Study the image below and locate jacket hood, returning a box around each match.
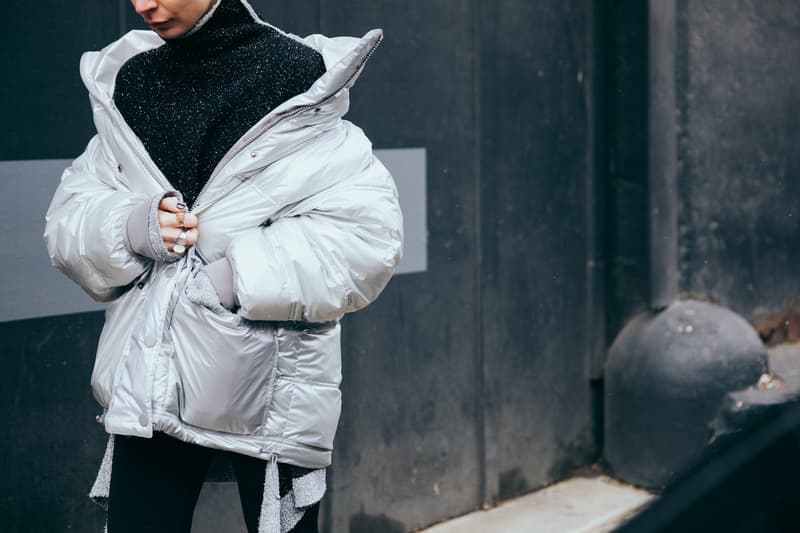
[80,2,382,115]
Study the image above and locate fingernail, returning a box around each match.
[176,202,186,210]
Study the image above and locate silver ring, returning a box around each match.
[173,231,187,255]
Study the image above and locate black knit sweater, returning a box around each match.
[113,0,326,207]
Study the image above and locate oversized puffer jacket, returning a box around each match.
[44,20,402,470]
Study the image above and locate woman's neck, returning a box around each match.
[163,0,262,57]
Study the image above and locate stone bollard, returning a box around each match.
[604,300,766,490]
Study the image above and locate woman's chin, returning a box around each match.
[151,21,187,40]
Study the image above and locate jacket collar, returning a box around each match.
[80,7,382,115]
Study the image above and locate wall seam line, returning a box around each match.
[473,0,487,510]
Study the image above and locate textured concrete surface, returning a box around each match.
[670,0,800,318]
[419,476,653,533]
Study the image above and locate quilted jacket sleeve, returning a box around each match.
[226,154,403,323]
[44,135,150,302]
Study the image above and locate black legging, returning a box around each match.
[107,432,320,533]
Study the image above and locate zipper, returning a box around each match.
[109,101,174,192]
[190,33,384,213]
[135,262,156,290]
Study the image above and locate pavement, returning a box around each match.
[418,476,654,533]
[192,474,654,533]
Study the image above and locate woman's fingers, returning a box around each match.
[156,198,198,253]
[159,196,186,213]
[158,210,198,229]
[162,227,199,245]
[182,212,198,228]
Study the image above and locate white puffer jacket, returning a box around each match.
[44,24,402,470]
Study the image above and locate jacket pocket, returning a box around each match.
[170,293,278,435]
[266,377,341,451]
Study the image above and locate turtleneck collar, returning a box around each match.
[163,0,264,56]
[181,0,224,37]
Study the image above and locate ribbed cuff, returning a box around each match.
[122,199,152,259]
[123,191,183,263]
[204,257,237,311]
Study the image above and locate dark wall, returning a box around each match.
[0,314,107,532]
[0,2,121,160]
[675,0,800,319]
[1,1,600,532]
[604,0,650,338]
[319,1,484,530]
[477,0,598,502]
[606,0,800,328]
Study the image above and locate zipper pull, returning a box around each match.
[136,263,155,289]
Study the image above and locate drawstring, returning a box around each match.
[89,434,115,508]
[257,455,325,532]
[258,455,281,533]
[89,434,115,533]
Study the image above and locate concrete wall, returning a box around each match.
[604,0,651,338]
[606,0,800,329]
[675,0,800,319]
[1,1,600,532]
[476,0,599,502]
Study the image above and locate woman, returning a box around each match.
[44,1,403,531]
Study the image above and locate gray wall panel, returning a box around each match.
[0,159,106,323]
[0,149,426,323]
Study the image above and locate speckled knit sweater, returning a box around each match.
[114,0,325,208]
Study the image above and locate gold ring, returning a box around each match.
[176,212,185,226]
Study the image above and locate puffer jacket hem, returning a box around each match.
[150,409,333,469]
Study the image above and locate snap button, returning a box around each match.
[165,266,176,278]
[138,413,149,427]
[144,334,157,348]
[249,151,257,158]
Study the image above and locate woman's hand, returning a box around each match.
[158,197,199,254]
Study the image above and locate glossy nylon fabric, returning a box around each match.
[44,6,403,469]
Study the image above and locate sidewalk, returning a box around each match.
[419,476,654,533]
